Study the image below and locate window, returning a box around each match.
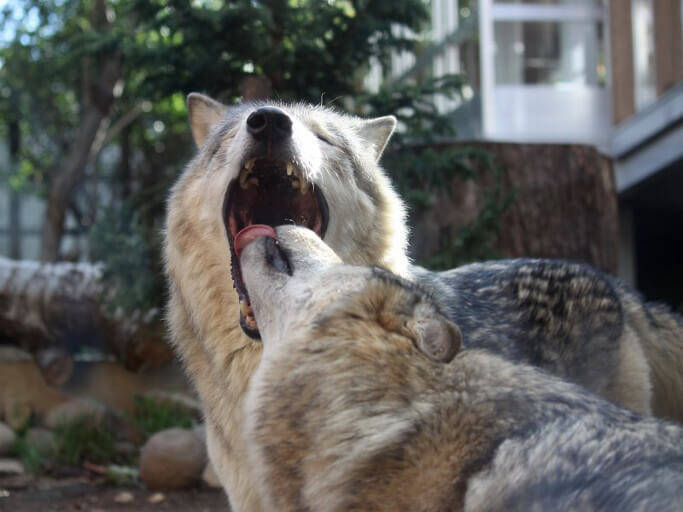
[494,20,605,86]
[479,0,609,144]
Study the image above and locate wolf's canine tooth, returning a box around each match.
[286,162,294,176]
[245,159,255,171]
[240,300,249,316]
[239,167,251,188]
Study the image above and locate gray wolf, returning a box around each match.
[240,225,683,511]
[163,94,683,510]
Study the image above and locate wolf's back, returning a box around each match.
[415,258,683,420]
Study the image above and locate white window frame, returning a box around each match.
[479,0,609,143]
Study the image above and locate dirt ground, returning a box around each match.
[0,476,228,512]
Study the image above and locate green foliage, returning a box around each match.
[105,464,140,486]
[52,417,117,466]
[12,436,47,474]
[89,203,163,314]
[131,395,195,439]
[360,77,514,268]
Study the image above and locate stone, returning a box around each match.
[201,461,222,489]
[114,491,134,504]
[139,428,206,489]
[0,458,25,476]
[148,492,165,503]
[25,428,54,455]
[0,360,67,424]
[0,422,15,456]
[44,398,106,429]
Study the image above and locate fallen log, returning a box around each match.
[0,257,172,375]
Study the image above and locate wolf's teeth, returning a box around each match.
[286,162,294,176]
[240,300,250,316]
[239,169,250,188]
[244,159,255,171]
[300,181,309,194]
[291,179,300,189]
[248,177,259,187]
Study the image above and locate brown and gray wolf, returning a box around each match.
[240,225,683,512]
[164,94,683,510]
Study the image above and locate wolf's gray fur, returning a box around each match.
[240,226,683,511]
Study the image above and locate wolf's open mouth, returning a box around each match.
[223,157,328,339]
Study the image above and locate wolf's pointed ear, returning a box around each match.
[407,315,462,363]
[187,93,227,148]
[358,116,397,161]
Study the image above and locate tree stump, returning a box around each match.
[411,142,618,274]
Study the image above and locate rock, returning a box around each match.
[0,422,16,456]
[114,491,134,504]
[4,401,31,431]
[0,359,67,424]
[25,428,54,455]
[44,398,106,428]
[148,492,165,503]
[139,428,206,489]
[0,458,25,476]
[201,461,222,489]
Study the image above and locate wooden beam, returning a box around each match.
[654,0,683,96]
[609,0,636,123]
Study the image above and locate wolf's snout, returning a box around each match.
[247,106,293,143]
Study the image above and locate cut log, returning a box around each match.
[0,257,171,372]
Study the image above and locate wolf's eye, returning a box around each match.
[316,133,333,146]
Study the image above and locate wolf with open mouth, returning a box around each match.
[164,94,683,511]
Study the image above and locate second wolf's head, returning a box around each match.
[165,95,408,341]
[239,224,461,363]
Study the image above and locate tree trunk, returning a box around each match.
[40,0,122,262]
[411,142,619,274]
[0,257,171,372]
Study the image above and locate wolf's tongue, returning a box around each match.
[234,224,276,258]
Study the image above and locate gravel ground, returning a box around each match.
[0,476,228,512]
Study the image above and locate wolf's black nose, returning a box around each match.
[247,107,292,143]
